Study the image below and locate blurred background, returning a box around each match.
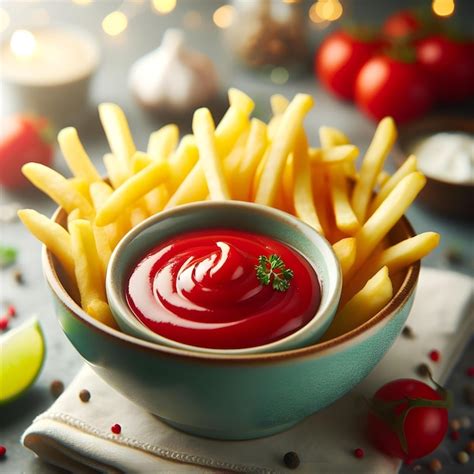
[0,1,473,472]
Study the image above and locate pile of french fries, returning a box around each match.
[18,89,439,340]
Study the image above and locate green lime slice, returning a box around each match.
[0,317,45,404]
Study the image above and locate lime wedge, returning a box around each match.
[0,317,45,404]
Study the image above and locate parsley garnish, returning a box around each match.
[255,254,294,292]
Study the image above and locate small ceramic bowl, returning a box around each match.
[394,116,474,219]
[43,204,419,440]
[106,201,342,355]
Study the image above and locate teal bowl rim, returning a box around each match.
[105,201,342,355]
[42,206,420,365]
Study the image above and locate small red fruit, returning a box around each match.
[0,317,9,331]
[429,350,440,362]
[0,445,6,457]
[111,423,121,434]
[354,448,365,459]
[7,305,16,317]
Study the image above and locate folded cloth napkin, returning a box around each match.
[23,268,474,474]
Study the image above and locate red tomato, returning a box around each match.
[316,30,381,100]
[0,116,53,189]
[416,35,474,103]
[355,55,434,123]
[382,10,422,41]
[368,379,449,462]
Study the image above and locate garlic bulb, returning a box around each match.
[129,29,219,113]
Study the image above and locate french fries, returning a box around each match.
[19,90,436,338]
[351,117,397,222]
[69,219,116,327]
[58,127,101,183]
[323,266,393,340]
[18,209,76,285]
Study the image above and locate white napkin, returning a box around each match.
[22,268,474,474]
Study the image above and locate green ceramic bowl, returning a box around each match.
[43,206,419,440]
[106,202,342,355]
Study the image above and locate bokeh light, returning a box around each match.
[311,0,343,22]
[270,67,289,85]
[183,10,202,29]
[213,5,235,29]
[432,0,455,17]
[152,0,177,15]
[102,11,128,36]
[0,8,10,33]
[10,30,37,59]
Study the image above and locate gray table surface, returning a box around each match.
[0,1,473,473]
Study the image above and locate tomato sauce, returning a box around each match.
[126,229,321,349]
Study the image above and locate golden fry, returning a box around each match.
[58,127,102,183]
[255,94,314,206]
[98,103,136,170]
[69,219,115,327]
[311,165,332,237]
[215,106,249,157]
[309,145,359,165]
[95,158,168,226]
[270,94,289,115]
[293,130,322,232]
[351,172,426,275]
[319,126,350,148]
[351,117,397,222]
[165,163,208,208]
[103,153,130,188]
[147,124,179,160]
[168,135,199,193]
[18,209,76,285]
[22,163,94,218]
[228,88,255,116]
[69,177,92,204]
[332,237,356,278]
[323,266,393,340]
[369,155,417,215]
[377,170,391,187]
[192,108,231,200]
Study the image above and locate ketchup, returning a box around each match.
[126,229,321,349]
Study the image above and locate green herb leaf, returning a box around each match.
[255,254,294,292]
[0,245,17,268]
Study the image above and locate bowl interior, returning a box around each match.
[45,205,419,362]
[106,201,341,354]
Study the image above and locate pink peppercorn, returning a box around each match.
[111,424,121,434]
[7,305,16,317]
[0,445,6,457]
[0,317,9,331]
[354,448,364,459]
[429,350,440,362]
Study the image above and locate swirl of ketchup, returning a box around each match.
[126,229,321,349]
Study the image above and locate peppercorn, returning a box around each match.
[428,458,442,472]
[13,269,24,285]
[6,305,15,317]
[79,389,91,402]
[402,326,415,339]
[50,380,64,398]
[416,363,431,378]
[0,445,6,458]
[429,350,440,362]
[0,317,9,331]
[283,451,300,469]
[456,451,469,464]
[111,424,121,434]
[450,419,461,431]
[353,448,364,459]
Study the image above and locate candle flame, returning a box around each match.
[10,30,37,59]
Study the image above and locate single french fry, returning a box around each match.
[282,154,294,212]
[58,127,102,183]
[351,117,397,222]
[319,126,357,178]
[92,223,112,278]
[69,219,115,327]
[333,237,356,278]
[95,158,169,226]
[323,266,393,340]
[319,126,350,148]
[192,108,231,200]
[103,153,130,189]
[69,177,92,204]
[90,181,123,247]
[311,165,331,237]
[228,88,255,116]
[67,208,82,227]
[342,232,440,305]
[223,131,249,198]
[87,299,116,329]
[350,172,426,276]
[99,103,136,170]
[255,94,314,206]
[293,130,322,232]
[377,170,391,188]
[147,124,179,160]
[168,135,199,193]
[18,209,76,285]
[232,118,267,200]
[309,145,359,165]
[215,106,249,157]
[369,155,418,215]
[270,94,289,115]
[22,163,94,218]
